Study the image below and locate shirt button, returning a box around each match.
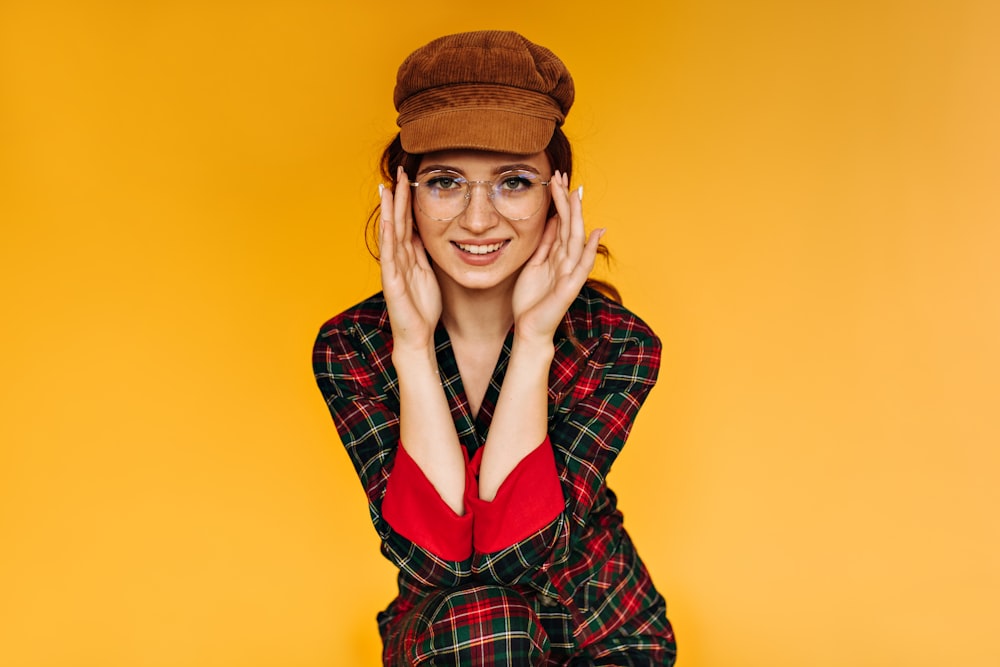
[539,593,560,608]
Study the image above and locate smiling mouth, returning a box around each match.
[453,241,507,255]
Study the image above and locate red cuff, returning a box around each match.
[382,444,473,561]
[466,437,565,554]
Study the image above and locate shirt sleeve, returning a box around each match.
[551,329,661,527]
[465,437,565,554]
[382,443,474,561]
[384,436,562,559]
[313,320,473,586]
[471,320,661,587]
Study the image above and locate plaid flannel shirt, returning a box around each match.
[313,286,674,659]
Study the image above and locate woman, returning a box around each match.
[314,30,676,665]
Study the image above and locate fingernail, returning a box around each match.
[378,183,384,197]
[578,186,584,201]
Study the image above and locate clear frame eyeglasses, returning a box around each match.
[409,170,551,222]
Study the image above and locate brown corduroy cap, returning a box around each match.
[394,31,574,155]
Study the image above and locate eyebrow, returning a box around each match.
[416,163,543,177]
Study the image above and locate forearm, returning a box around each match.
[477,335,555,501]
[394,344,467,515]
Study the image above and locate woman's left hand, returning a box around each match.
[511,170,604,343]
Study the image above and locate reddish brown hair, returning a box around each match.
[365,127,620,302]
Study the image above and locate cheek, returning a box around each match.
[515,220,547,254]
[527,213,550,241]
[411,214,432,242]
[412,219,453,264]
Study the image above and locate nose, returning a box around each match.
[458,182,500,232]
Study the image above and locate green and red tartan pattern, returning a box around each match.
[314,287,676,664]
[382,584,550,666]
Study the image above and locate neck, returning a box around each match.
[437,273,516,342]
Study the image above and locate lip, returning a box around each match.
[450,239,510,266]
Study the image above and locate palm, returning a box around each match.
[382,238,441,343]
[512,173,603,342]
[379,175,441,349]
[512,239,580,338]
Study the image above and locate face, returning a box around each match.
[412,149,552,294]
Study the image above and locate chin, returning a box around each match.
[455,273,511,292]
[439,264,519,293]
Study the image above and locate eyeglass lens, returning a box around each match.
[414,172,546,221]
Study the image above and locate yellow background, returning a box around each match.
[2,1,998,665]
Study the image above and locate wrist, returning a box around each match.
[510,334,555,364]
[392,343,439,377]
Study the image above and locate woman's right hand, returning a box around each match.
[379,166,442,351]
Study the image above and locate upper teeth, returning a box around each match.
[457,242,504,255]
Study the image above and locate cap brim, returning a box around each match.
[399,108,555,155]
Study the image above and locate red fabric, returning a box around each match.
[383,438,565,560]
[382,444,474,561]
[467,437,565,554]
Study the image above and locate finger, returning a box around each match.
[380,180,393,223]
[380,205,397,278]
[411,231,432,271]
[380,180,398,253]
[556,171,572,249]
[549,171,572,251]
[379,183,390,247]
[570,228,604,285]
[529,215,559,266]
[378,184,385,247]
[566,185,586,264]
[402,171,416,245]
[394,165,411,245]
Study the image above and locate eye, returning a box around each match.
[497,173,535,192]
[424,173,464,191]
